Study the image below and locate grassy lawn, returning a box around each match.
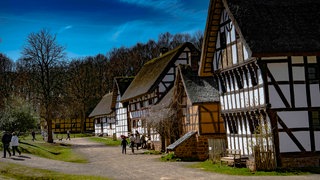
[0,161,109,180]
[189,160,320,176]
[0,134,88,163]
[88,136,121,146]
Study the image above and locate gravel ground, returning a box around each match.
[1,138,319,180]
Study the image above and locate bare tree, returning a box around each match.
[0,54,14,109]
[22,29,65,143]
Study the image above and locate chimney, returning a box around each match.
[160,47,169,56]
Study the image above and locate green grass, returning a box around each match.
[143,150,162,155]
[88,136,121,146]
[189,160,320,176]
[11,134,88,163]
[0,161,109,180]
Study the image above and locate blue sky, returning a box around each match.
[0,0,209,61]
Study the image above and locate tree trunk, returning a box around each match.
[47,118,53,143]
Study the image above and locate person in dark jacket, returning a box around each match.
[2,131,12,158]
[121,137,128,154]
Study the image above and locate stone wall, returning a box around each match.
[281,155,320,168]
[174,134,198,160]
[172,134,226,161]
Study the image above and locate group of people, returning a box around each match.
[1,131,21,158]
[121,131,151,154]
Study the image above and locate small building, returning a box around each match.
[199,0,320,168]
[167,64,226,161]
[121,42,200,150]
[51,118,94,134]
[89,93,116,136]
[111,77,134,138]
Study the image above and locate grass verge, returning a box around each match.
[88,136,121,146]
[189,160,320,176]
[0,161,109,180]
[14,135,88,163]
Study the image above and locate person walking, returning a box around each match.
[1,131,12,158]
[135,134,140,150]
[31,131,36,141]
[129,134,135,154]
[66,130,71,140]
[11,132,21,156]
[121,137,128,154]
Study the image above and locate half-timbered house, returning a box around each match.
[121,42,200,150]
[111,77,134,138]
[199,0,320,168]
[89,93,116,136]
[167,64,225,160]
[51,118,94,134]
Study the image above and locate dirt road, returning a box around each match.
[1,138,319,180]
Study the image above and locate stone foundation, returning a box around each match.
[281,155,320,168]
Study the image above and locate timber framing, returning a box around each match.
[200,0,320,168]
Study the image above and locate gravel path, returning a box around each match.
[1,138,319,180]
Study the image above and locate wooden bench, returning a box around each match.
[220,149,241,167]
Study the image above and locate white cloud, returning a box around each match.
[118,0,206,25]
[58,25,73,33]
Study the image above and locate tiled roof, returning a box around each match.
[121,42,197,102]
[166,131,197,150]
[89,93,113,118]
[178,65,220,104]
[224,0,320,56]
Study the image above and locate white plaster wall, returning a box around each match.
[315,131,320,151]
[268,63,288,81]
[278,111,309,128]
[294,85,308,107]
[236,93,240,109]
[269,85,290,108]
[163,72,174,82]
[279,132,300,152]
[259,87,265,105]
[231,94,236,109]
[220,96,224,110]
[279,131,311,152]
[249,90,254,107]
[310,84,320,106]
[158,82,166,93]
[292,66,305,81]
[240,91,245,108]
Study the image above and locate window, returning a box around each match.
[132,120,137,128]
[130,104,136,111]
[308,65,320,83]
[312,111,320,129]
[148,99,153,105]
[220,31,226,49]
[219,76,227,93]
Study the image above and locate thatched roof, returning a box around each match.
[147,88,174,125]
[223,0,320,56]
[89,93,113,118]
[111,77,134,109]
[178,65,219,104]
[121,42,197,102]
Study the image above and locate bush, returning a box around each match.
[161,152,181,162]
